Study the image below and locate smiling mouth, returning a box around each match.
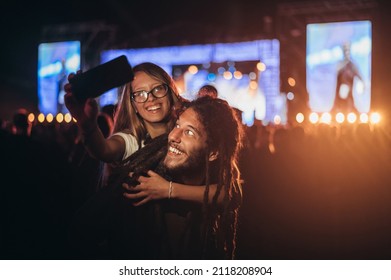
[168,145,184,155]
[146,104,161,111]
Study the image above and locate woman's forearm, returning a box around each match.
[170,182,223,205]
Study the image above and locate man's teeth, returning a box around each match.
[169,146,183,155]
[147,105,161,111]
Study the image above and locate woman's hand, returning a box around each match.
[123,170,170,206]
[64,72,99,131]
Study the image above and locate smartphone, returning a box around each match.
[70,55,134,101]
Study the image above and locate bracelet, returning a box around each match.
[168,181,173,199]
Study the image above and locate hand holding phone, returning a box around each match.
[69,55,134,101]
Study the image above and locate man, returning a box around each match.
[11,108,31,136]
[197,84,218,98]
[68,96,243,260]
[123,96,244,259]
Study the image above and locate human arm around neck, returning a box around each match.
[123,170,224,206]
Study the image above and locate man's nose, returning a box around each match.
[168,127,182,143]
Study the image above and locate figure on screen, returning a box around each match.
[333,42,365,113]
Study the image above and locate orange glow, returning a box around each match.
[233,71,243,79]
[46,113,54,123]
[268,142,276,154]
[188,65,198,74]
[27,113,35,123]
[249,81,258,90]
[288,77,296,87]
[56,113,64,123]
[38,113,45,123]
[223,71,233,80]
[64,113,72,123]
[257,62,266,72]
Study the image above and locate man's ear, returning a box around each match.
[208,151,219,162]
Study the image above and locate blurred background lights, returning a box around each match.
[347,112,357,123]
[288,77,296,87]
[233,71,243,79]
[257,62,266,72]
[64,113,72,123]
[46,113,54,123]
[249,72,257,80]
[207,72,216,81]
[359,113,369,123]
[223,71,233,80]
[309,112,319,124]
[28,113,35,123]
[296,112,304,123]
[286,92,294,101]
[38,113,45,123]
[336,112,345,123]
[249,81,258,90]
[188,65,198,74]
[274,115,282,125]
[56,113,64,123]
[320,112,332,124]
[370,112,381,124]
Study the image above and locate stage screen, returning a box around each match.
[38,41,81,114]
[101,39,281,126]
[306,20,371,114]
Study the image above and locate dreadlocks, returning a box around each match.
[184,96,244,259]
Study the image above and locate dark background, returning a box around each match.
[1,0,391,260]
[1,0,390,121]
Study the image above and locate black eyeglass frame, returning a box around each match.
[131,84,169,103]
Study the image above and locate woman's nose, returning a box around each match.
[146,91,156,102]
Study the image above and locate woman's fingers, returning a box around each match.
[132,197,150,207]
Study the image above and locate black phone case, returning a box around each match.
[70,55,134,101]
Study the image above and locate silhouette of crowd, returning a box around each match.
[1,107,391,260]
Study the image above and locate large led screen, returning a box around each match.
[38,41,81,114]
[306,20,371,114]
[101,39,281,125]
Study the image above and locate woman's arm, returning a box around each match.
[64,78,125,162]
[122,170,224,206]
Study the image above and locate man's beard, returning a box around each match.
[163,148,208,181]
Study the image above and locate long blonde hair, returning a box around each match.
[113,62,182,146]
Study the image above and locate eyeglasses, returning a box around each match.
[131,84,169,103]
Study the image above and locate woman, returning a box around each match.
[65,62,224,203]
[65,62,181,178]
